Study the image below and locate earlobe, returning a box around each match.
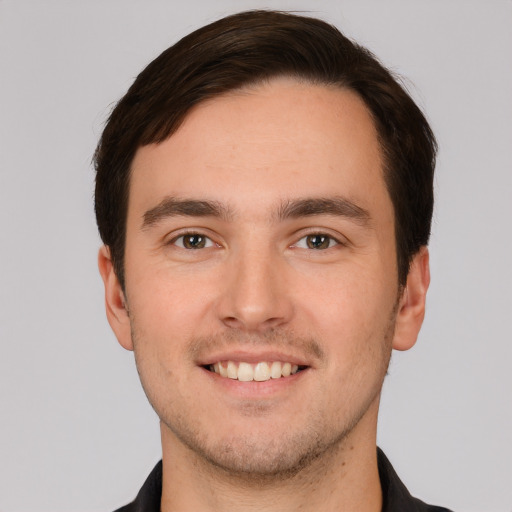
[392,247,430,351]
[98,246,134,351]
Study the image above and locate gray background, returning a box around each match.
[1,1,511,511]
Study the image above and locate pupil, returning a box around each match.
[307,235,329,249]
[184,235,205,249]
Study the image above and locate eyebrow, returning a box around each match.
[141,195,371,230]
[142,197,233,229]
[277,197,371,226]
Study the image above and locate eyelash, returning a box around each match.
[168,231,342,251]
[293,233,341,250]
[169,232,217,249]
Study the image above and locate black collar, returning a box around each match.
[113,448,452,512]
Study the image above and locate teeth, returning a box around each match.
[210,360,302,382]
[281,362,291,377]
[254,362,270,381]
[218,362,228,378]
[227,361,238,379]
[270,361,282,379]
[237,362,254,382]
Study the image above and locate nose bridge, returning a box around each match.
[218,237,292,331]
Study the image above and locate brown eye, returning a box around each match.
[306,234,331,249]
[175,234,212,249]
[294,233,339,250]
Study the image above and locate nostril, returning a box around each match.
[222,316,240,329]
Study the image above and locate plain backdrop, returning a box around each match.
[1,1,511,511]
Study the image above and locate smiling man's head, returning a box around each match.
[95,10,437,508]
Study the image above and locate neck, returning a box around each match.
[160,402,382,512]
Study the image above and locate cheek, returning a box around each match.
[296,260,397,364]
[300,259,394,320]
[126,273,202,401]
[125,266,225,408]
[125,256,217,337]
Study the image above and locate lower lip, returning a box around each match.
[199,366,309,398]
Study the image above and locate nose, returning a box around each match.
[216,245,294,333]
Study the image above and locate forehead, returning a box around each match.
[129,78,388,218]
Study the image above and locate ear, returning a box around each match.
[392,246,430,351]
[98,245,133,351]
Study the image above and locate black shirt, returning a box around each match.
[113,449,452,512]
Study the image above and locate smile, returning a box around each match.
[207,361,305,382]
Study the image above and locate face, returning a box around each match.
[100,78,429,478]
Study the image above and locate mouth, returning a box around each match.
[204,360,308,382]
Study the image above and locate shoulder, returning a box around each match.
[112,461,162,512]
[378,448,453,512]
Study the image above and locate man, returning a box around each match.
[95,10,450,512]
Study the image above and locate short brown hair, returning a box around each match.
[94,10,437,289]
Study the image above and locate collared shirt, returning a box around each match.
[113,449,453,512]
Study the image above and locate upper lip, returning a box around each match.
[196,350,312,368]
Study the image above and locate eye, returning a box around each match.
[173,233,214,249]
[295,234,339,250]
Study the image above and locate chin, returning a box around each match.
[165,414,350,482]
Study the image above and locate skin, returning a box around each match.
[99,78,430,512]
